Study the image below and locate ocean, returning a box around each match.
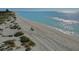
[16,11,79,36]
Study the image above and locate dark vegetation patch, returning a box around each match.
[3,40,16,47]
[10,24,21,30]
[28,41,35,47]
[10,24,19,29]
[0,9,36,51]
[0,18,6,24]
[30,27,34,31]
[8,35,13,37]
[14,31,24,37]
[25,47,31,51]
[0,28,3,31]
[20,36,36,47]
[0,39,16,51]
[7,19,10,22]
[2,35,13,37]
[20,36,30,43]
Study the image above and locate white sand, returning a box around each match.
[0,15,79,51]
[16,16,79,51]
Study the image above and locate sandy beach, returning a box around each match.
[16,16,79,51]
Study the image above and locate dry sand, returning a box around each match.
[16,16,79,51]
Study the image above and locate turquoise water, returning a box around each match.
[16,11,79,35]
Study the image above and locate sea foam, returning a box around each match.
[51,17,79,24]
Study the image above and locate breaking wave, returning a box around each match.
[51,17,79,24]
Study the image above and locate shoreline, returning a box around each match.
[0,11,79,51]
[16,16,79,51]
[17,15,79,38]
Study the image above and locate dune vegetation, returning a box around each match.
[0,9,36,51]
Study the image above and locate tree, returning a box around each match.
[6,9,9,12]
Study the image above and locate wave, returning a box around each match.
[51,17,79,24]
[48,26,79,38]
[55,27,79,38]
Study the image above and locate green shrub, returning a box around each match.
[3,40,14,44]
[7,19,10,21]
[25,47,31,51]
[17,27,21,30]
[8,35,13,37]
[20,36,30,43]
[29,41,35,47]
[14,31,24,37]
[30,27,34,31]
[3,40,15,47]
[10,25,18,29]
[0,19,6,24]
[10,24,21,30]
[14,17,16,20]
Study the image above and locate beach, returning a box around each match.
[16,16,79,51]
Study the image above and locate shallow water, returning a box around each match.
[16,11,79,35]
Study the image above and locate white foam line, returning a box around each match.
[51,17,79,24]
